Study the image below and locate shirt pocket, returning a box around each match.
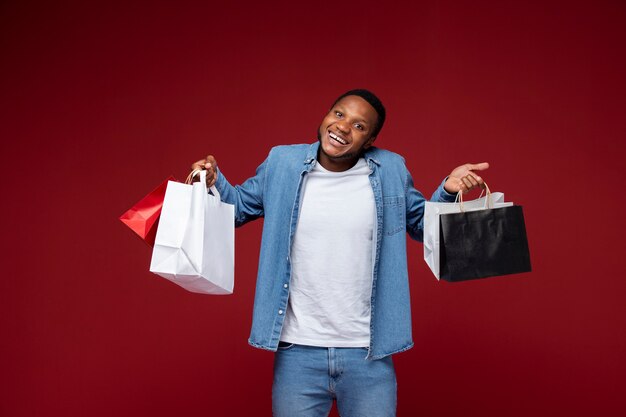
[383,195,405,236]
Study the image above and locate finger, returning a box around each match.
[456,180,467,194]
[462,177,473,190]
[206,161,216,175]
[190,157,212,183]
[206,168,217,187]
[205,155,217,168]
[466,162,489,172]
[465,175,479,188]
[465,171,487,189]
[207,172,216,187]
[205,155,218,186]
[476,175,486,189]
[191,158,207,171]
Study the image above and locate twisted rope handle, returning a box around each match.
[185,169,203,185]
[455,182,492,212]
[184,168,221,199]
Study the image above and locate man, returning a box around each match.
[191,89,488,416]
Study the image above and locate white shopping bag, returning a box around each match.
[424,191,512,280]
[150,170,235,294]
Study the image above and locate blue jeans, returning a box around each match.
[272,344,397,416]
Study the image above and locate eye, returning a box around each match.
[354,123,364,131]
[335,111,343,118]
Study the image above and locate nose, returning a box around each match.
[336,120,350,133]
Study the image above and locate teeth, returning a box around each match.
[329,132,347,144]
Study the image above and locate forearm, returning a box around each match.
[214,161,267,227]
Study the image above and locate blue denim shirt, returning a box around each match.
[215,142,456,359]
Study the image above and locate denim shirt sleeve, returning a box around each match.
[431,176,458,203]
[405,172,458,242]
[214,155,269,227]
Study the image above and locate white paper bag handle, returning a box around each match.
[455,182,493,212]
[185,169,203,184]
[186,169,221,199]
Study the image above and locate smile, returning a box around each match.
[329,131,348,145]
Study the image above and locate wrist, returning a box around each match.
[443,178,458,195]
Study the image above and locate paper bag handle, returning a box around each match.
[185,169,203,185]
[455,182,492,212]
[186,169,221,199]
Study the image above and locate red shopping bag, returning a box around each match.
[120,176,175,246]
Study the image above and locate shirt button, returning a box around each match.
[278,310,284,315]
[283,284,288,288]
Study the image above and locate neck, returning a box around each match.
[317,151,362,172]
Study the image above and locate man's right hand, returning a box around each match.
[190,155,218,188]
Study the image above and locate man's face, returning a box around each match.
[317,95,378,172]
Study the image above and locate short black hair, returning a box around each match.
[331,89,386,138]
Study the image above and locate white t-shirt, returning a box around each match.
[280,158,375,347]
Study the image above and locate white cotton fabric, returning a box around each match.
[280,158,375,347]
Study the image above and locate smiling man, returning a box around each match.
[191,89,488,416]
[317,90,382,172]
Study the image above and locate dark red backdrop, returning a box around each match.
[2,1,625,416]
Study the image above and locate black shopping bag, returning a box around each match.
[439,205,531,282]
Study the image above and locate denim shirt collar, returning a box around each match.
[304,142,382,171]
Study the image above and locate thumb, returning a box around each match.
[468,162,489,171]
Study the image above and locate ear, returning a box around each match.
[364,136,376,149]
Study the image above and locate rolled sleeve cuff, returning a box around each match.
[438,177,458,202]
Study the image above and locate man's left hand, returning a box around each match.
[444,162,490,194]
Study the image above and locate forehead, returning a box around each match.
[333,95,378,123]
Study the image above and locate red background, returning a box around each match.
[1,1,625,416]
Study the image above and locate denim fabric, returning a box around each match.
[215,142,456,359]
[272,344,396,417]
